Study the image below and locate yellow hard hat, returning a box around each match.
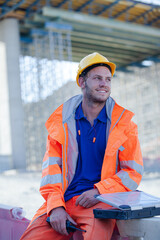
[76,52,116,86]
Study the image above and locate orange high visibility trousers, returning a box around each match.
[20,196,116,240]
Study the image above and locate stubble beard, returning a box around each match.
[84,82,110,105]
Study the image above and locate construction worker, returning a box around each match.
[20,52,143,240]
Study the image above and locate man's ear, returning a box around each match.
[78,77,85,89]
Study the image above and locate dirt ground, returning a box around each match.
[0,170,160,220]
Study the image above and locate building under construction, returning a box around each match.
[0,0,160,172]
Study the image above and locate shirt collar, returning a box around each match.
[75,103,85,120]
[75,102,107,123]
[97,105,107,123]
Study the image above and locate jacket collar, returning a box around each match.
[62,95,116,123]
[45,94,134,143]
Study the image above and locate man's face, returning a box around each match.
[80,66,112,104]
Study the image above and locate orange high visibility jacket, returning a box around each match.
[32,95,143,223]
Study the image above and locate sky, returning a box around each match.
[135,0,160,4]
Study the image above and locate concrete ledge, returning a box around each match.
[117,217,160,240]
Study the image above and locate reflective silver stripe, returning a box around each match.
[105,97,115,122]
[117,170,138,190]
[120,160,143,175]
[67,117,78,185]
[119,145,125,151]
[40,174,61,187]
[62,95,82,188]
[62,123,67,191]
[42,157,62,170]
[116,150,119,173]
[106,116,111,148]
[110,109,125,133]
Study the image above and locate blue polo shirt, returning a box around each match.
[64,103,109,202]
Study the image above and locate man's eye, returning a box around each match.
[95,76,101,80]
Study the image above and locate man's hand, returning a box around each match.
[76,188,99,208]
[50,207,77,235]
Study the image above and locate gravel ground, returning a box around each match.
[0,170,160,220]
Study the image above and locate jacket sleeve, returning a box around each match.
[39,135,65,215]
[95,121,144,194]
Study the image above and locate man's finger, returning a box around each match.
[52,221,68,236]
[76,195,83,206]
[67,214,77,225]
[50,218,68,235]
[51,222,58,232]
[78,198,89,207]
[60,221,68,235]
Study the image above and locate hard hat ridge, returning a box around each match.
[80,63,112,78]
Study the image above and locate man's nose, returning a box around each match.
[99,79,108,87]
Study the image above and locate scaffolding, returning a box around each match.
[20,24,81,170]
[112,63,160,171]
